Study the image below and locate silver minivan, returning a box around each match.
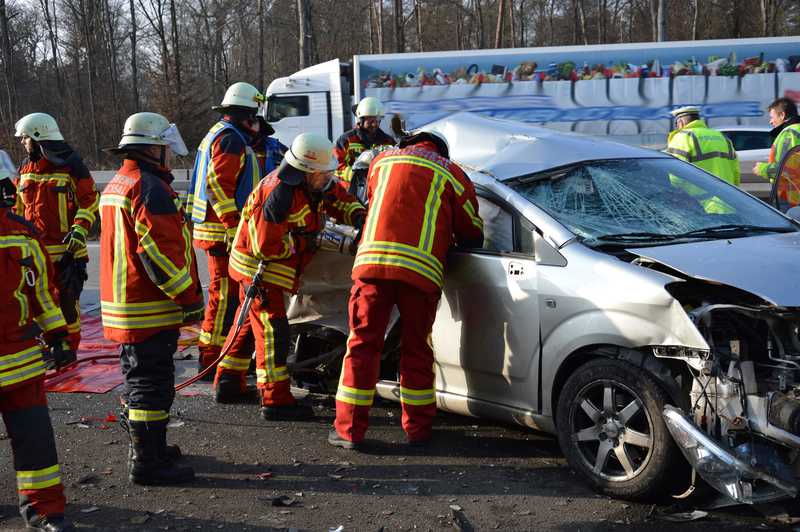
[287,113,800,504]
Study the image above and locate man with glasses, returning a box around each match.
[333,97,394,187]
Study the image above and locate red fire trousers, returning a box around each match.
[334,279,440,443]
[198,249,239,369]
[1,378,66,523]
[215,286,296,406]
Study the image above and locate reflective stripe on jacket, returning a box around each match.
[333,127,394,184]
[756,122,800,181]
[15,155,99,262]
[0,208,67,390]
[229,171,365,293]
[100,159,203,343]
[666,120,740,186]
[353,145,484,293]
[187,120,260,245]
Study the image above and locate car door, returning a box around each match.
[432,189,541,412]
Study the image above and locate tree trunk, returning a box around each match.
[494,0,504,48]
[692,0,699,39]
[475,0,485,49]
[129,0,139,110]
[368,0,375,54]
[508,0,516,47]
[78,0,100,163]
[40,0,64,95]
[258,0,265,88]
[519,0,526,46]
[0,0,16,124]
[169,0,181,119]
[393,0,404,53]
[377,0,384,53]
[102,0,122,133]
[414,0,422,52]
[297,0,311,68]
[656,0,666,41]
[577,0,588,44]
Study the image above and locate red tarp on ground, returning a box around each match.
[45,313,200,394]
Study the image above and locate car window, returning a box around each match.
[724,131,772,151]
[477,196,514,252]
[508,158,796,245]
[266,95,310,122]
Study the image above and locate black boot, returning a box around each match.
[260,402,314,421]
[215,373,258,404]
[128,420,194,485]
[120,410,181,462]
[26,515,75,531]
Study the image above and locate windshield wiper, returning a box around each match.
[589,231,679,242]
[674,224,794,238]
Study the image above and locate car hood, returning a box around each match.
[628,231,800,307]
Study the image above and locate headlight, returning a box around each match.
[663,405,797,504]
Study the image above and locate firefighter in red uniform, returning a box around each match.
[215,133,366,420]
[101,113,204,485]
[0,153,75,531]
[187,82,262,380]
[330,130,484,450]
[14,113,99,355]
[333,96,394,187]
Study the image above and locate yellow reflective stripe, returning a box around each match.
[231,248,260,269]
[27,239,62,324]
[135,221,180,277]
[100,194,132,211]
[418,169,447,252]
[57,188,68,232]
[0,359,46,388]
[101,311,183,329]
[35,308,67,333]
[399,386,436,406]
[113,208,127,303]
[17,465,61,490]
[215,198,237,215]
[261,312,276,381]
[19,173,69,184]
[461,198,484,230]
[363,164,391,241]
[200,276,230,347]
[335,383,375,406]
[255,367,290,383]
[128,409,169,422]
[219,354,250,372]
[0,346,41,371]
[354,251,442,287]
[13,266,28,326]
[101,299,181,313]
[287,205,311,225]
[357,241,442,276]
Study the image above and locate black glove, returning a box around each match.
[48,338,76,370]
[181,302,205,324]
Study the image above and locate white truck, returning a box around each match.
[264,36,800,194]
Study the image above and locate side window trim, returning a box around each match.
[473,186,535,258]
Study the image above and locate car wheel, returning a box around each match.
[555,358,682,500]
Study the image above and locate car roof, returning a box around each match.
[423,112,671,182]
[717,125,771,132]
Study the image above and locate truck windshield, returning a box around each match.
[509,158,796,246]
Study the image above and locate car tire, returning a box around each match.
[555,358,683,501]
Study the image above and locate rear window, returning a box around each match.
[723,130,772,151]
[266,95,310,122]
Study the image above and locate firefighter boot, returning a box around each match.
[119,410,182,462]
[26,515,75,532]
[128,421,194,485]
[197,346,219,382]
[214,371,258,404]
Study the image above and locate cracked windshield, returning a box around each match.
[511,158,797,245]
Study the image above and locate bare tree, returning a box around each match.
[393,0,405,52]
[297,0,311,68]
[495,0,505,47]
[129,0,139,110]
[0,0,16,125]
[414,0,423,51]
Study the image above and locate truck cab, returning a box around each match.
[264,59,352,147]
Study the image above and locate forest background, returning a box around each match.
[0,0,798,168]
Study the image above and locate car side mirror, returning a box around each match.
[785,206,800,222]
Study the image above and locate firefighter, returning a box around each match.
[666,106,740,186]
[14,113,100,355]
[215,133,365,420]
[252,116,288,177]
[187,82,263,380]
[333,96,394,187]
[330,129,484,450]
[754,97,800,182]
[100,112,204,485]
[0,152,74,531]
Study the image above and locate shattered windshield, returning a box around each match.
[509,158,796,246]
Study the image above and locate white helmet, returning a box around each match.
[213,82,264,112]
[115,112,188,156]
[670,106,701,119]
[285,133,337,173]
[398,129,450,159]
[15,113,64,141]
[355,96,384,119]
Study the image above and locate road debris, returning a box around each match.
[130,513,150,525]
[450,505,473,531]
[81,506,100,514]
[256,472,273,480]
[657,510,708,522]
[265,495,300,507]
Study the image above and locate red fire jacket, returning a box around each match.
[229,171,365,293]
[333,127,394,184]
[0,206,67,391]
[353,144,484,293]
[16,150,99,262]
[99,159,203,343]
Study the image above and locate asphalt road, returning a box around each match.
[0,245,791,531]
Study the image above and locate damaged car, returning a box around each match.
[286,112,800,503]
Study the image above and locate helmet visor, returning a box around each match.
[161,123,189,156]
